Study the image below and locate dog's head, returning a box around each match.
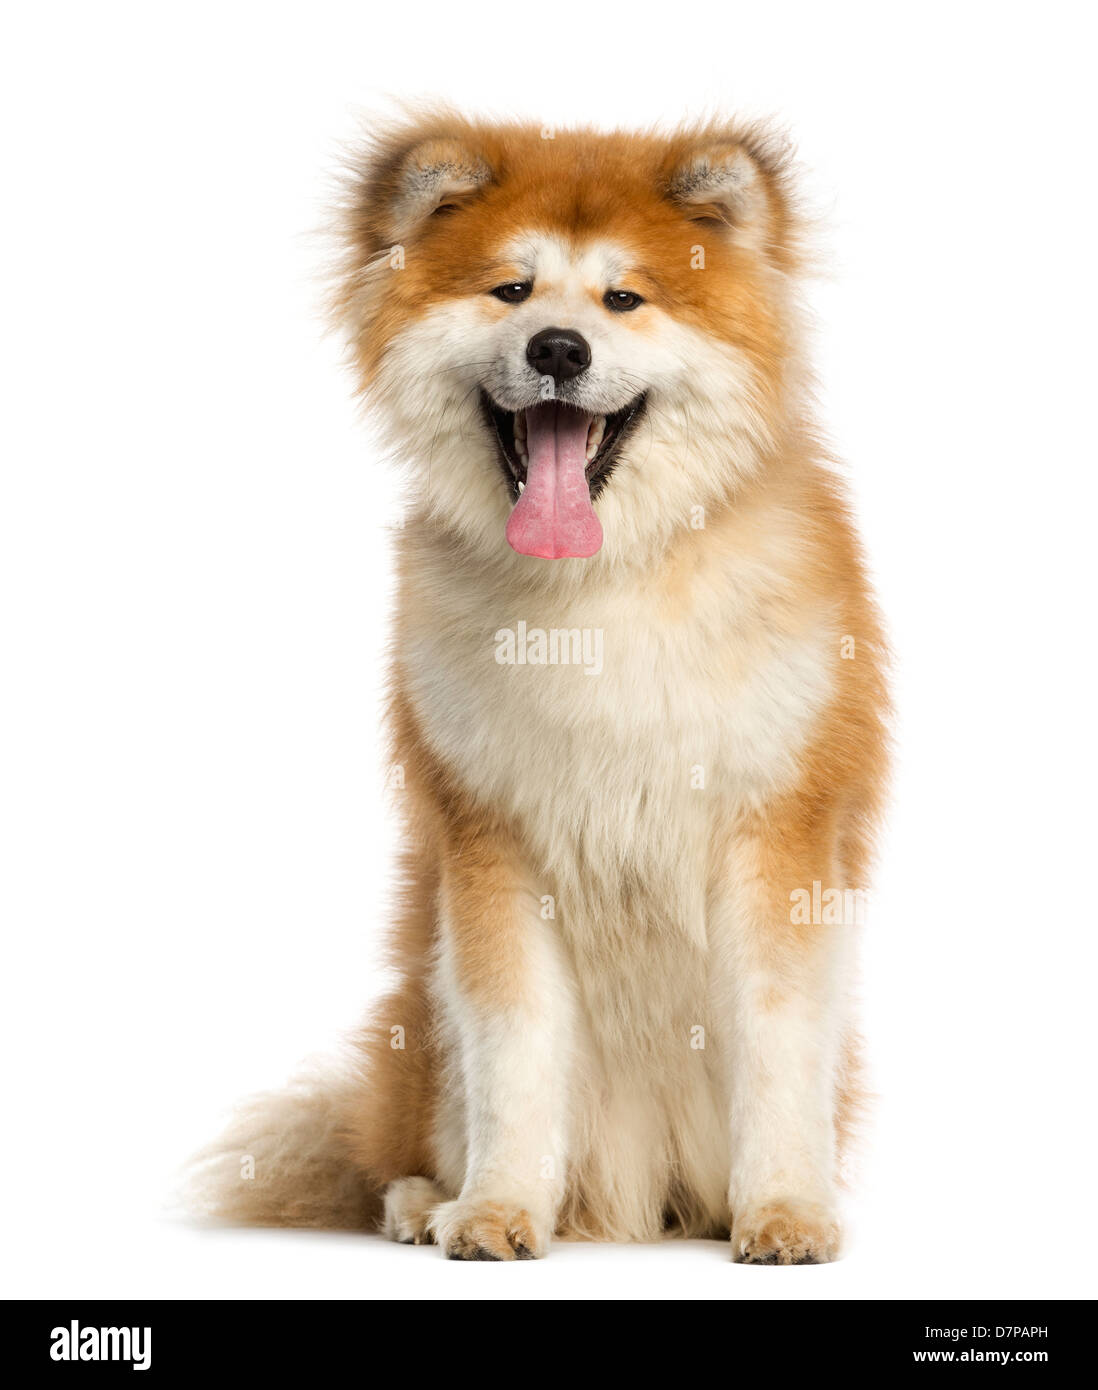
[336,112,806,568]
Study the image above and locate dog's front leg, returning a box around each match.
[428,822,574,1260]
[712,813,855,1264]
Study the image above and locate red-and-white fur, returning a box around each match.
[191,111,889,1264]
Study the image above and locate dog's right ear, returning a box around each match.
[355,133,493,246]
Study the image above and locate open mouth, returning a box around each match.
[479,390,647,504]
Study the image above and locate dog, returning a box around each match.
[191,111,890,1264]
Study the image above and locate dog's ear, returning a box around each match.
[668,145,768,233]
[666,132,795,262]
[374,136,492,242]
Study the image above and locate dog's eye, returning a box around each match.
[604,290,643,312]
[491,282,533,304]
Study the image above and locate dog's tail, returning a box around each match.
[181,1061,380,1231]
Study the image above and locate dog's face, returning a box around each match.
[338,118,802,568]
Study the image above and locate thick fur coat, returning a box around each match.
[191,112,890,1264]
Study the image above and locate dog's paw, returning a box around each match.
[382,1176,445,1245]
[731,1199,840,1265]
[428,1197,547,1261]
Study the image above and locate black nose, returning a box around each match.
[526,327,591,385]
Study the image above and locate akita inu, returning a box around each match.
[192,111,890,1264]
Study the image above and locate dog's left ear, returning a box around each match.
[666,136,794,260]
[668,145,767,232]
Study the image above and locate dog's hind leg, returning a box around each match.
[382,1176,447,1244]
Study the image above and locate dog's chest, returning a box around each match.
[401,557,834,896]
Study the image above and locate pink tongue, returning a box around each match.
[506,402,603,559]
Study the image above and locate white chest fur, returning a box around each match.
[401,532,839,1236]
[399,534,836,914]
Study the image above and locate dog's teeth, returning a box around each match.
[517,480,525,493]
[515,437,528,461]
[586,415,606,462]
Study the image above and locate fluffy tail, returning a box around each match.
[182,1062,381,1231]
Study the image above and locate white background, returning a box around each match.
[3,1,1096,1302]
